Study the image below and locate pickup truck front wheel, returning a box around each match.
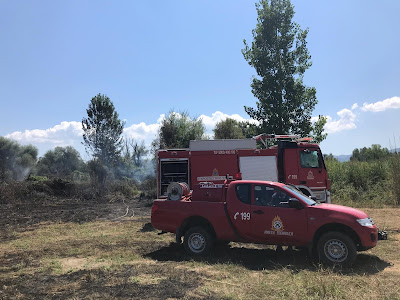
[317,232,357,266]
[183,226,214,256]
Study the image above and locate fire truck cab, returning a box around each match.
[158,134,330,203]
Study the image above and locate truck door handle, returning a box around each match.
[253,210,264,214]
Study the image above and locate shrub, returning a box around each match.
[326,158,396,207]
[389,154,400,205]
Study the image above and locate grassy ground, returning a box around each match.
[0,203,399,299]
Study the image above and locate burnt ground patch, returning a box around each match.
[0,195,152,235]
[140,222,156,233]
[0,264,212,300]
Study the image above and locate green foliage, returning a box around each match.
[326,158,397,207]
[242,0,319,137]
[35,146,84,178]
[350,144,390,162]
[82,93,125,167]
[0,137,38,181]
[213,118,245,139]
[311,115,327,143]
[389,153,400,205]
[239,121,259,138]
[138,176,157,199]
[153,111,205,149]
[105,178,140,202]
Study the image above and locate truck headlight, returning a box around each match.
[356,217,375,227]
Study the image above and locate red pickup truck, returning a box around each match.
[151,180,379,266]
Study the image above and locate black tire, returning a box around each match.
[183,226,214,256]
[317,231,357,266]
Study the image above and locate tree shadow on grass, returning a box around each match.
[145,242,392,275]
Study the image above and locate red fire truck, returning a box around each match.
[157,134,331,203]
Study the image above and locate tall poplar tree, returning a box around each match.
[242,0,321,138]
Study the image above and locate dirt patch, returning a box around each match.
[382,262,400,274]
[60,257,89,270]
[363,208,400,231]
[59,257,112,272]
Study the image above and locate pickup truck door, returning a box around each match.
[250,184,308,245]
[225,183,253,241]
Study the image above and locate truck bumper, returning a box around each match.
[358,226,378,250]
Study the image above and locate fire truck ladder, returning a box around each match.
[252,133,313,147]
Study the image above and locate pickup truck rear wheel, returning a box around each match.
[317,232,357,266]
[183,226,214,256]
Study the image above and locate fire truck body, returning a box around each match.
[158,137,330,202]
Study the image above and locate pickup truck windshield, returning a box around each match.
[283,185,317,206]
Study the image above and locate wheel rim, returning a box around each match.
[324,239,348,263]
[188,233,206,254]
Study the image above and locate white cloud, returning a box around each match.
[310,116,319,123]
[351,103,358,110]
[4,111,257,156]
[6,121,83,146]
[361,96,400,112]
[198,111,257,135]
[5,121,85,157]
[323,108,357,134]
[123,121,161,146]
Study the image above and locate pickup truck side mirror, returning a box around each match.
[289,198,303,209]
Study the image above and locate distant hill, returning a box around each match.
[334,155,351,162]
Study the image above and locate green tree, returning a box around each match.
[311,115,327,143]
[153,111,205,149]
[239,121,259,138]
[350,144,390,162]
[0,137,38,181]
[82,93,125,166]
[242,0,320,138]
[35,146,84,178]
[213,118,245,139]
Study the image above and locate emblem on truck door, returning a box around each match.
[271,216,284,231]
[264,216,294,236]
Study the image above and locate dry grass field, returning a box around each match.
[1,198,399,299]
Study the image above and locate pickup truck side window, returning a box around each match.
[299,150,320,168]
[254,185,290,208]
[235,184,251,204]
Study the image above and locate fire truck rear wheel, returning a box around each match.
[317,231,357,266]
[183,226,214,256]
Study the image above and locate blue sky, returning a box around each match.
[1,0,399,158]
